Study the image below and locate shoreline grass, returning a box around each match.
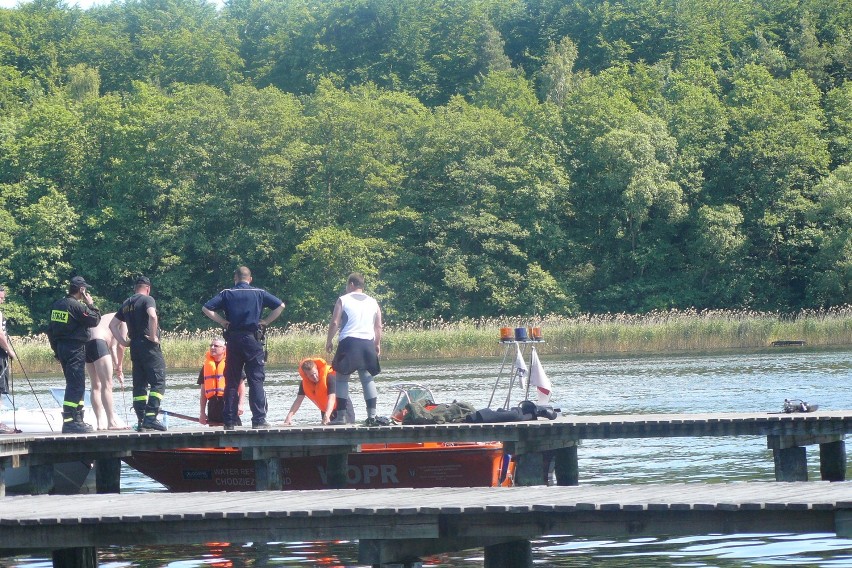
[8,307,852,374]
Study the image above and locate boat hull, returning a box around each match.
[124,442,513,491]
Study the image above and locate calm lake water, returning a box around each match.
[3,346,852,567]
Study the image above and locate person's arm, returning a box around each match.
[79,289,102,327]
[260,302,285,327]
[146,306,159,344]
[109,317,130,348]
[283,394,305,425]
[325,299,343,354]
[374,303,383,357]
[109,339,124,386]
[114,321,126,384]
[0,329,15,360]
[199,388,208,425]
[322,393,336,425]
[237,379,246,416]
[202,306,230,329]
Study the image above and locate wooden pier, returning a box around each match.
[3,482,852,567]
[2,410,850,496]
[2,411,851,566]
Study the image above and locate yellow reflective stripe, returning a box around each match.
[62,401,79,409]
[50,310,69,323]
[133,395,148,402]
[149,392,164,400]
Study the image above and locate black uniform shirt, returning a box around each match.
[115,294,159,341]
[47,296,101,350]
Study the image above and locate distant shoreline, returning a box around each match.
[8,308,851,374]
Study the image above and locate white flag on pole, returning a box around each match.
[513,343,528,389]
[529,346,552,404]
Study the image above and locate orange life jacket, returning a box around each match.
[202,352,226,400]
[298,357,333,411]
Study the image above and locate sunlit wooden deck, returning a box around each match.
[3,482,852,567]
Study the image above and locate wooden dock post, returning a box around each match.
[52,547,97,568]
[773,446,808,481]
[483,540,532,568]
[820,440,847,481]
[326,453,348,488]
[255,458,282,491]
[29,463,55,494]
[554,446,579,486]
[95,458,122,494]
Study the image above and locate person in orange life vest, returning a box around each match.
[283,358,340,425]
[197,338,246,426]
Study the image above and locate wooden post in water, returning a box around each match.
[554,445,579,486]
[820,440,847,481]
[29,463,55,494]
[95,458,122,494]
[52,547,98,568]
[255,458,282,491]
[513,453,546,485]
[326,453,349,488]
[484,540,532,568]
[773,446,808,482]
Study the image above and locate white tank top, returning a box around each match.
[338,292,379,341]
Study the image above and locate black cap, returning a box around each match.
[70,276,91,289]
[135,276,151,286]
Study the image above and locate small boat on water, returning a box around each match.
[124,384,516,491]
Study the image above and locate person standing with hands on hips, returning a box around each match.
[110,276,167,431]
[47,276,101,434]
[326,272,382,426]
[202,266,285,430]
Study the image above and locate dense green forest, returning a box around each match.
[0,0,850,333]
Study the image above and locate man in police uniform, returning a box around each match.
[202,266,285,429]
[47,276,101,434]
[110,276,167,431]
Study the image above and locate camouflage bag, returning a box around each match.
[402,400,476,424]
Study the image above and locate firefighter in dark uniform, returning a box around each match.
[47,276,101,434]
[109,276,167,431]
[202,266,285,429]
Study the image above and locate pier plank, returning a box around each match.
[3,482,850,554]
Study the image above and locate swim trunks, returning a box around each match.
[85,338,110,363]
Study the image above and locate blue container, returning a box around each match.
[514,327,528,341]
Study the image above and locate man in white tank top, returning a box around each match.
[325,272,383,426]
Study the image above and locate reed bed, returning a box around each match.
[7,307,852,374]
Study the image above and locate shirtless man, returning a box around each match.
[86,312,127,430]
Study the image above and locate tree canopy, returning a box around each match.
[0,0,850,331]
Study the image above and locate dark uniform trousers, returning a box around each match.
[129,338,167,421]
[223,331,266,426]
[57,340,87,406]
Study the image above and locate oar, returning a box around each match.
[160,409,202,423]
